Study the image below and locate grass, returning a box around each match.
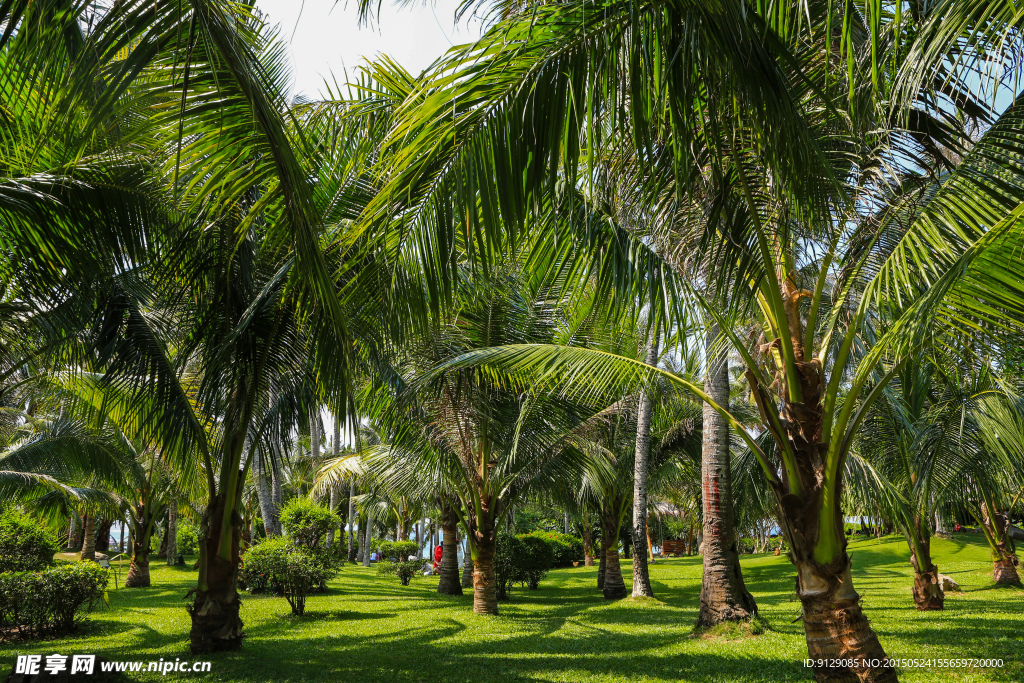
[1,534,1020,682]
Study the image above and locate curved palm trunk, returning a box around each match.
[188,490,243,654]
[601,505,627,600]
[438,503,463,595]
[979,506,1021,585]
[631,331,658,598]
[699,328,757,626]
[80,514,96,562]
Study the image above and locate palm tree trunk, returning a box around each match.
[601,506,627,600]
[328,485,339,546]
[438,503,463,595]
[583,514,595,567]
[362,516,373,567]
[631,329,658,598]
[95,517,113,553]
[908,517,942,610]
[597,526,608,589]
[80,513,96,562]
[67,512,80,551]
[126,514,153,588]
[699,326,757,626]
[256,460,279,537]
[166,499,178,566]
[271,469,282,532]
[348,481,358,561]
[470,503,499,615]
[188,490,244,653]
[796,555,897,683]
[461,555,474,588]
[980,506,1021,585]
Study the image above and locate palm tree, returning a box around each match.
[698,326,758,625]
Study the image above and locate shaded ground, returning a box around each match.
[1,534,1019,682]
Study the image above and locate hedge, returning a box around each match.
[516,534,554,589]
[523,531,583,567]
[0,562,108,638]
[0,510,58,573]
[237,537,333,615]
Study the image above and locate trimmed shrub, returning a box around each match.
[494,533,527,601]
[0,510,58,573]
[524,531,583,567]
[176,520,200,556]
[0,562,108,638]
[516,534,554,589]
[376,540,419,562]
[376,558,429,585]
[239,537,290,594]
[280,498,340,552]
[239,536,336,599]
[278,549,329,616]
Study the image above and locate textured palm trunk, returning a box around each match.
[362,517,373,567]
[328,485,339,546]
[699,327,757,626]
[348,480,358,561]
[601,507,627,600]
[126,533,152,587]
[188,491,243,654]
[597,526,608,589]
[992,555,1021,584]
[797,558,897,683]
[80,514,96,562]
[256,461,279,537]
[461,556,474,588]
[981,507,1021,585]
[631,331,658,598]
[583,517,595,567]
[471,515,498,615]
[908,522,942,610]
[66,513,81,550]
[95,517,113,553]
[438,504,463,595]
[166,499,178,566]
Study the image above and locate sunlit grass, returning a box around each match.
[2,534,1019,682]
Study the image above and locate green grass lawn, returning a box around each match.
[2,534,1020,682]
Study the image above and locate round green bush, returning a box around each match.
[239,536,336,597]
[376,558,428,585]
[280,497,341,552]
[0,510,58,573]
[516,534,554,589]
[277,549,329,616]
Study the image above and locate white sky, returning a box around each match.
[255,0,484,100]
